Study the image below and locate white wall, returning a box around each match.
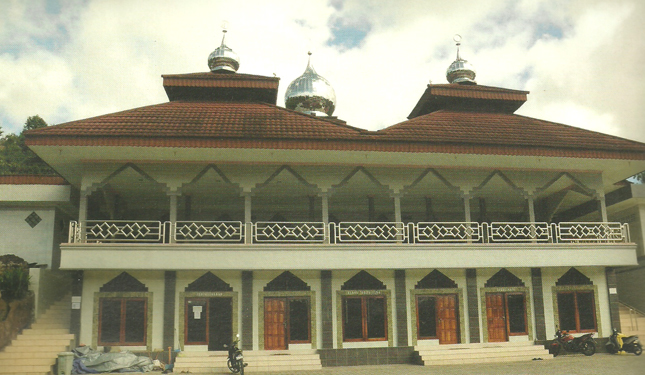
[0,207,56,266]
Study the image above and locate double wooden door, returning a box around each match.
[416,294,459,344]
[486,292,527,342]
[185,297,232,351]
[264,297,310,350]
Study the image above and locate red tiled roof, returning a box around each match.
[162,72,279,90]
[25,101,366,140]
[24,102,645,161]
[379,110,645,153]
[427,84,528,101]
[0,175,68,185]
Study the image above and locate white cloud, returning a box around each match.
[0,0,643,144]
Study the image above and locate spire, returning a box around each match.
[208,27,240,73]
[446,34,476,85]
[285,52,336,116]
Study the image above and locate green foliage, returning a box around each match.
[0,115,55,175]
[0,267,30,321]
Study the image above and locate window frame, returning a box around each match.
[504,292,528,336]
[557,290,597,333]
[415,295,438,340]
[342,295,388,342]
[286,297,311,344]
[98,297,147,346]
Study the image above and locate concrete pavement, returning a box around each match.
[174,353,643,375]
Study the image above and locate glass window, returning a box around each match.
[99,297,146,346]
[506,294,526,334]
[288,298,310,342]
[417,296,437,338]
[557,291,597,332]
[342,296,387,341]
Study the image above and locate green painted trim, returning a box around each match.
[92,291,153,351]
[480,287,533,343]
[258,291,316,350]
[551,285,601,335]
[409,288,466,346]
[335,290,393,348]
[178,291,238,351]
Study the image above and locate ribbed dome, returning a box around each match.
[284,52,336,116]
[208,30,240,73]
[446,35,476,85]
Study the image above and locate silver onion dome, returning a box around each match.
[446,35,476,85]
[285,52,336,116]
[208,29,240,73]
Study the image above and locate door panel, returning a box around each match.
[264,298,287,350]
[185,299,207,344]
[437,295,459,344]
[486,293,507,342]
[208,297,232,351]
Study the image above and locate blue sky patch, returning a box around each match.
[327,18,371,50]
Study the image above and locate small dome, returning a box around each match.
[446,35,476,85]
[208,30,239,73]
[285,52,336,116]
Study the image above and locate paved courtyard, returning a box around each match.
[179,354,643,375]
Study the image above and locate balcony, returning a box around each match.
[68,220,630,245]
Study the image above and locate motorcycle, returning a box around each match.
[606,328,642,356]
[225,334,247,374]
[548,329,596,356]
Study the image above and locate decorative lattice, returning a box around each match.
[254,222,325,243]
[85,221,162,242]
[416,222,481,243]
[175,221,242,242]
[488,222,551,242]
[25,211,42,228]
[558,222,624,243]
[336,222,406,243]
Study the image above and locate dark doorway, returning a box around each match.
[185,297,232,351]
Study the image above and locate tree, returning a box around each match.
[0,115,55,175]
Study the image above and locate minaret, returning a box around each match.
[284,52,337,116]
[446,34,477,85]
[207,28,240,73]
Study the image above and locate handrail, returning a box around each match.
[67,220,631,245]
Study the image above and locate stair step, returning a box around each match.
[423,354,552,366]
[0,365,53,373]
[21,328,71,335]
[30,323,69,330]
[16,333,75,341]
[10,338,73,347]
[3,344,70,352]
[0,358,56,366]
[0,352,62,359]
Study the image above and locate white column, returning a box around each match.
[527,194,536,223]
[463,193,471,222]
[78,192,89,242]
[243,192,253,244]
[321,191,330,244]
[392,191,403,243]
[168,192,179,244]
[598,194,608,222]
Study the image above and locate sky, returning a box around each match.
[0,0,644,143]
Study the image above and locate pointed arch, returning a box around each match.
[88,163,165,194]
[405,168,460,193]
[185,272,233,292]
[485,268,525,288]
[536,172,594,197]
[264,271,311,291]
[471,170,525,196]
[415,270,458,289]
[341,270,386,290]
[331,167,388,192]
[255,165,317,191]
[100,272,148,292]
[556,268,593,286]
[186,165,233,186]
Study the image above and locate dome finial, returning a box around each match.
[208,22,240,73]
[285,52,336,116]
[446,34,476,85]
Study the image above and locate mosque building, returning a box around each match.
[19,30,645,370]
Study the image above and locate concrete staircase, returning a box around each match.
[174,349,322,373]
[415,341,553,366]
[619,303,645,336]
[0,296,73,375]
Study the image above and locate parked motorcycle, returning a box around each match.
[548,329,596,356]
[225,334,247,374]
[606,328,642,356]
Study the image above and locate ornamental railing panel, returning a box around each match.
[415,222,483,243]
[557,222,627,243]
[253,222,326,243]
[488,222,551,243]
[334,222,407,243]
[84,220,164,243]
[68,221,82,243]
[174,221,243,243]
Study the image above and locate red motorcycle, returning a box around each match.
[548,329,596,356]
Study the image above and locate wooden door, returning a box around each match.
[437,295,459,344]
[264,298,287,350]
[486,293,507,342]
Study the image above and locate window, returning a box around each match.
[99,298,147,346]
[417,296,437,339]
[557,291,596,332]
[342,296,387,341]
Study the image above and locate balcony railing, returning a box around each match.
[67,221,630,245]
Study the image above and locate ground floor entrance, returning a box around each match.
[485,292,527,342]
[185,297,232,351]
[264,297,311,350]
[416,294,459,344]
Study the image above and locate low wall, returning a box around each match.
[616,265,645,313]
[0,293,34,350]
[29,268,72,319]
